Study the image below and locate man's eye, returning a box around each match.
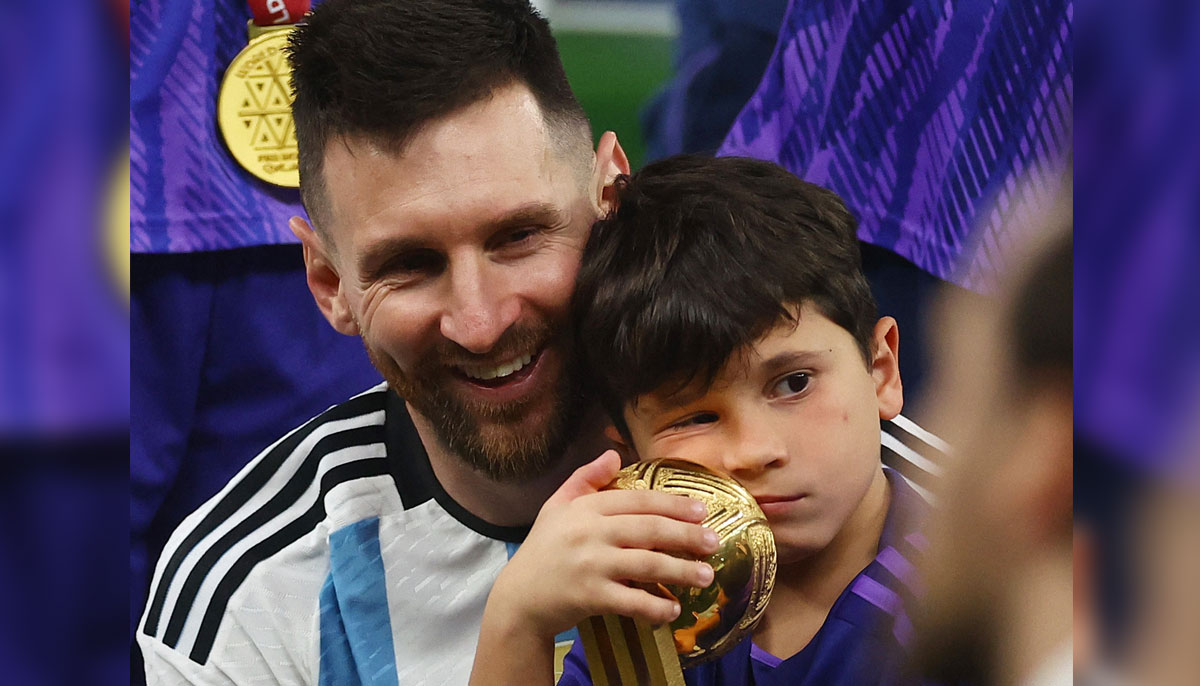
[772,372,811,398]
[381,250,444,279]
[502,227,539,246]
[670,412,719,430]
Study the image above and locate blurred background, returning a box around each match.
[0,0,1195,683]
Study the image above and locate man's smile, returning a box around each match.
[457,351,537,383]
[450,347,551,401]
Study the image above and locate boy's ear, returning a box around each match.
[602,422,638,466]
[593,131,630,215]
[870,316,903,419]
[289,216,359,336]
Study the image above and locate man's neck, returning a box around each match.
[753,466,892,658]
[408,405,613,529]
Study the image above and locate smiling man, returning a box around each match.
[136,1,635,684]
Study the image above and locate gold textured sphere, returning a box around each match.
[609,458,776,667]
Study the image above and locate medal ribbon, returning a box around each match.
[247,0,310,26]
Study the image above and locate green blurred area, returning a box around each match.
[555,31,674,170]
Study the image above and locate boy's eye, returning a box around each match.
[772,372,811,398]
[670,412,719,430]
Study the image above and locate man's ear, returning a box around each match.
[289,216,359,336]
[592,131,630,215]
[870,316,904,419]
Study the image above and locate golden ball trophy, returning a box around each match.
[576,459,776,685]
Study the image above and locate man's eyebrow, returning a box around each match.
[357,235,432,278]
[485,202,568,234]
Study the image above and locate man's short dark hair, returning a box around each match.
[287,0,591,235]
[573,155,878,432]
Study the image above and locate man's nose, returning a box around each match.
[438,259,521,354]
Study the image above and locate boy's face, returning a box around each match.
[623,303,902,563]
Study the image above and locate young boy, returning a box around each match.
[471,156,930,685]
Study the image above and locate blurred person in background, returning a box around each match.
[911,192,1072,685]
[0,0,127,684]
[1121,437,1200,686]
[130,0,381,681]
[1073,0,1200,675]
[640,0,789,160]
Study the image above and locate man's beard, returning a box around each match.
[365,322,590,482]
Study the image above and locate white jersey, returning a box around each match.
[138,382,946,685]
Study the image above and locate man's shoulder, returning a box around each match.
[138,382,403,671]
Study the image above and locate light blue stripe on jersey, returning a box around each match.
[319,517,398,686]
[504,540,580,645]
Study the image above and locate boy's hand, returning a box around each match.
[488,450,720,640]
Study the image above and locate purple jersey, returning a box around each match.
[131,0,313,253]
[719,0,1072,291]
[561,469,933,686]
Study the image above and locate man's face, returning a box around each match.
[316,84,601,480]
[623,304,901,563]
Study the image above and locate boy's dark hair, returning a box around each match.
[573,155,878,434]
[287,0,591,235]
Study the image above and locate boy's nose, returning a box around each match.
[722,420,788,476]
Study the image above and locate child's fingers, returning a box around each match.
[603,514,718,556]
[589,489,708,521]
[595,583,682,627]
[546,450,623,505]
[604,513,715,556]
[604,548,716,590]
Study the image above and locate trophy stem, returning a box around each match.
[577,615,685,686]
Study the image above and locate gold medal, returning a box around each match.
[217,23,299,188]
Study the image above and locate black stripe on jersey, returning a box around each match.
[383,391,435,511]
[143,390,387,638]
[882,417,948,462]
[880,418,945,488]
[161,424,386,648]
[384,390,532,543]
[189,457,392,664]
[881,445,938,492]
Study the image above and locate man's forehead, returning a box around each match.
[320,119,582,246]
[325,85,556,172]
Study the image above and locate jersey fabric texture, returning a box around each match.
[138,383,945,685]
[560,468,933,686]
[131,0,317,253]
[719,0,1073,291]
[138,383,528,685]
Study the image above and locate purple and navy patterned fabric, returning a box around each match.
[560,469,934,686]
[131,0,313,253]
[719,0,1072,291]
